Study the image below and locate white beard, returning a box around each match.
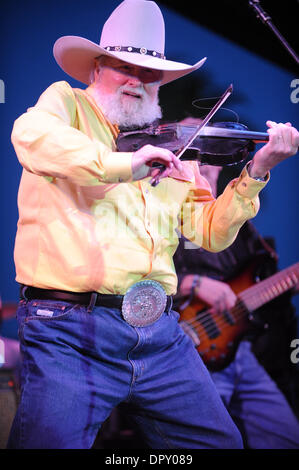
[95,85,162,129]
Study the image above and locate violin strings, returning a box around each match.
[158,124,195,131]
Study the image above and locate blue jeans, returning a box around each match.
[7,299,243,449]
[210,341,299,449]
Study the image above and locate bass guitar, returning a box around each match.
[178,261,299,371]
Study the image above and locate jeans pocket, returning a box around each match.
[25,299,79,322]
[18,300,81,345]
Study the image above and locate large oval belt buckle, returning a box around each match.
[122,280,167,327]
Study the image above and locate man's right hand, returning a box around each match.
[131,144,183,182]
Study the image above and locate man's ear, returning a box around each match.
[92,57,102,81]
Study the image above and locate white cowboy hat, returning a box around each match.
[53,0,206,86]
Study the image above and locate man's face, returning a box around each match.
[95,56,162,91]
[91,56,163,128]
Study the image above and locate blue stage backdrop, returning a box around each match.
[0,1,298,319]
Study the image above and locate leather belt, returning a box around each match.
[20,285,124,309]
[20,281,173,326]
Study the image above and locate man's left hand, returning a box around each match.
[249,121,299,178]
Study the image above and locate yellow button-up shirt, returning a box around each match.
[11,81,268,295]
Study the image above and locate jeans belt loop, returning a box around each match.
[167,296,173,314]
[87,292,98,313]
[21,285,29,301]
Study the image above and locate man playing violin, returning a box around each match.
[8,0,299,449]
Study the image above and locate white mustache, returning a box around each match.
[120,86,144,99]
[95,84,162,128]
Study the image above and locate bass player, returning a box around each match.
[174,164,299,449]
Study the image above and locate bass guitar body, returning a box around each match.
[179,261,260,371]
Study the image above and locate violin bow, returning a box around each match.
[151,84,233,187]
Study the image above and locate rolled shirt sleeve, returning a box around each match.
[180,162,269,253]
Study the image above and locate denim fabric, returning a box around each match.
[210,341,299,449]
[7,299,243,449]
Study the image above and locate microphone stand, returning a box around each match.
[248,0,299,65]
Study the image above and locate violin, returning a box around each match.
[117,121,269,166]
[117,84,270,169]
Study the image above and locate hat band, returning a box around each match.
[103,45,166,60]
